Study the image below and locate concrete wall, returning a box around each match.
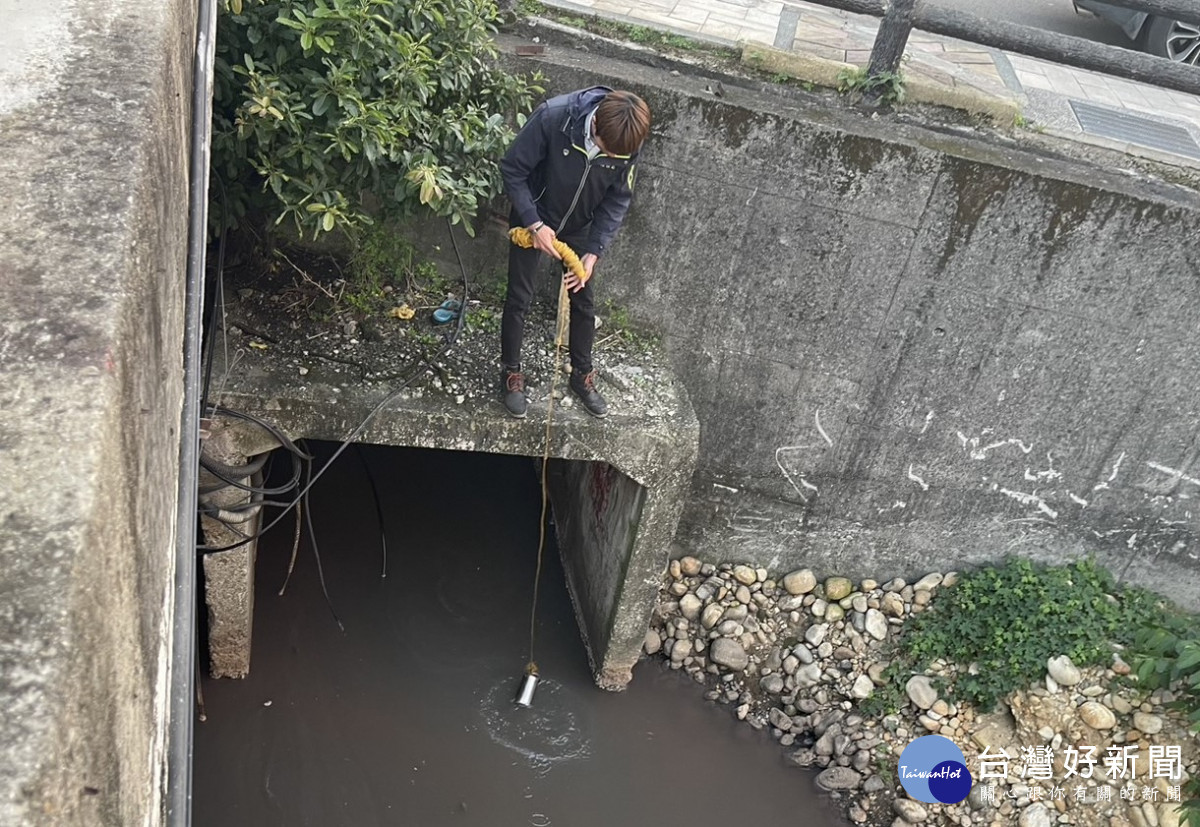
[0,0,194,823]
[499,47,1200,610]
[548,459,648,678]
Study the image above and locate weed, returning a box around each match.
[467,306,501,334]
[344,223,448,317]
[837,66,906,106]
[541,11,712,54]
[601,298,658,347]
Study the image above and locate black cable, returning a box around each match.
[198,451,279,496]
[198,451,270,480]
[200,449,302,496]
[300,446,344,631]
[354,443,389,579]
[201,175,230,408]
[204,404,313,460]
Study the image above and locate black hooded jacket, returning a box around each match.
[500,86,640,258]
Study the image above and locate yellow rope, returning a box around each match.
[513,227,575,676]
[508,227,590,286]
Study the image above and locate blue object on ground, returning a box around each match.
[432,299,461,325]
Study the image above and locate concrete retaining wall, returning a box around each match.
[0,0,194,823]
[548,459,648,681]
[498,46,1200,610]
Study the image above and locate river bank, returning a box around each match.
[645,558,1199,827]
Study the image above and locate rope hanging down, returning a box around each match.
[512,230,584,680]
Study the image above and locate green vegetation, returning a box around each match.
[862,555,1200,825]
[345,223,447,315]
[601,298,657,347]
[1130,618,1200,825]
[837,66,906,106]
[211,0,541,239]
[536,8,727,56]
[864,557,1171,715]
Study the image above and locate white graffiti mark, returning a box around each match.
[1146,461,1200,489]
[1093,452,1126,491]
[920,410,935,435]
[907,464,930,491]
[776,446,819,504]
[876,501,908,515]
[1069,492,1089,507]
[1024,452,1062,483]
[712,482,740,494]
[814,409,833,447]
[995,485,1059,519]
[957,431,1033,460]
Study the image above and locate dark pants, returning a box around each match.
[500,228,595,375]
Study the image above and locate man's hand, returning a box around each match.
[564,253,597,293]
[530,223,560,259]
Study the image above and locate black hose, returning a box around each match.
[168,0,219,821]
[200,449,302,496]
[198,451,269,480]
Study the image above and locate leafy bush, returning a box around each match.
[211,0,541,238]
[867,557,1169,713]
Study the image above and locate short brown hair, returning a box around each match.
[594,91,651,156]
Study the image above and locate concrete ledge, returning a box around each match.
[0,0,193,823]
[213,340,699,688]
[741,41,1022,124]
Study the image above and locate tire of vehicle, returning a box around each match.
[1140,15,1200,64]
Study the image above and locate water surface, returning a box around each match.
[193,444,846,826]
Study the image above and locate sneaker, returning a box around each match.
[569,369,608,418]
[500,367,528,418]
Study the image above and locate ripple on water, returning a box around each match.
[479,678,591,775]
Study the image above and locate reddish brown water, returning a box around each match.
[192,444,847,827]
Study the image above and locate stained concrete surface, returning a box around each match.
[193,444,846,827]
[488,43,1200,610]
[0,0,194,823]
[211,308,699,687]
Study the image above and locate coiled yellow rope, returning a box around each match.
[508,226,589,286]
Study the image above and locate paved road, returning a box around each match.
[941,0,1131,48]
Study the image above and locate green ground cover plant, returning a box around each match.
[1130,617,1200,825]
[865,557,1171,715]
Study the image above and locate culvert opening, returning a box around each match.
[198,439,649,686]
[192,442,846,827]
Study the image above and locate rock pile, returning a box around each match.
[646,557,1199,827]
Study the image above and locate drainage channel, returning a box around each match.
[192,443,847,826]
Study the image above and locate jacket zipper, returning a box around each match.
[555,153,594,234]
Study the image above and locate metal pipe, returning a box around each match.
[167,0,219,821]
